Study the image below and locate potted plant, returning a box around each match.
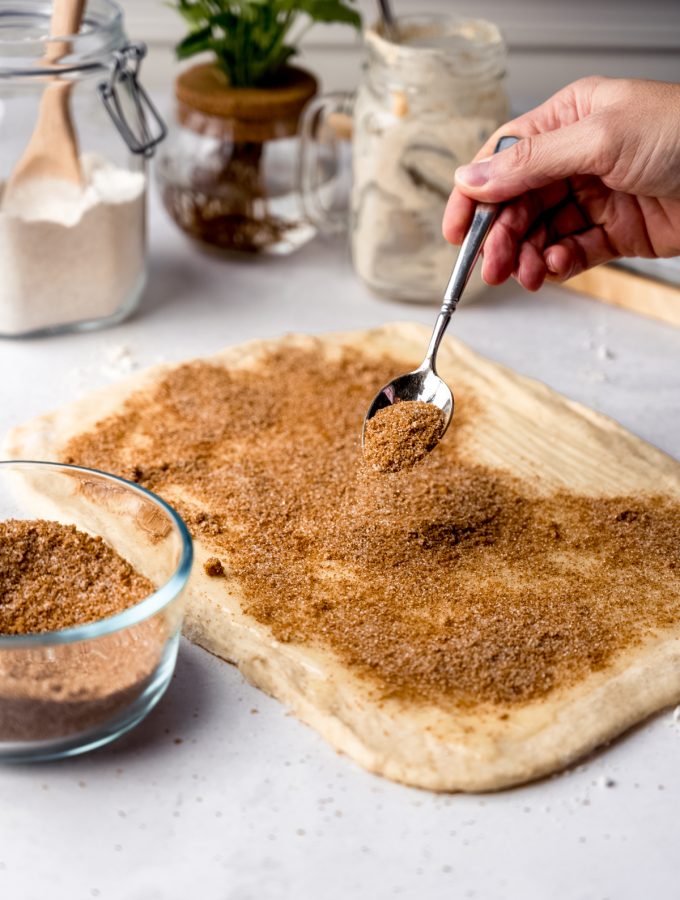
[157,0,361,254]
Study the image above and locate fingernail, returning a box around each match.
[456,158,491,188]
[545,250,559,273]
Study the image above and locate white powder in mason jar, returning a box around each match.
[0,154,146,337]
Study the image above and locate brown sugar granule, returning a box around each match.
[0,520,165,742]
[363,401,445,472]
[62,346,680,710]
[0,519,155,635]
[204,557,225,577]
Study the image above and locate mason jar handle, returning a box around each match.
[298,91,354,235]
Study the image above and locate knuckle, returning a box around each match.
[587,115,617,172]
[589,115,609,149]
[613,77,636,99]
[570,75,612,109]
[509,136,540,173]
[510,138,531,167]
[574,75,604,93]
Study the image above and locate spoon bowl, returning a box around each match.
[362,365,453,446]
[362,135,519,456]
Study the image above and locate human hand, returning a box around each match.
[443,77,680,291]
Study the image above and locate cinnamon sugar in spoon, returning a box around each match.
[4,0,86,200]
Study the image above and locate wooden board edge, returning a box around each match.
[563,264,680,328]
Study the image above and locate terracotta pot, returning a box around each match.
[175,63,318,142]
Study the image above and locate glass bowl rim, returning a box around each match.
[0,460,193,648]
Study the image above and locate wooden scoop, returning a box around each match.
[5,0,87,195]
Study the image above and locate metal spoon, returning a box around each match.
[377,0,399,42]
[362,135,519,451]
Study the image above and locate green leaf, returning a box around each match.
[176,0,215,26]
[286,0,361,28]
[172,0,362,87]
[175,25,214,59]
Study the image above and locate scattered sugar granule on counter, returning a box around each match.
[101,344,138,379]
[597,776,617,789]
[596,344,616,361]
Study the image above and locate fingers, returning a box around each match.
[547,198,590,238]
[479,181,571,283]
[516,234,550,292]
[480,202,617,292]
[469,78,602,164]
[459,85,588,171]
[482,218,550,292]
[440,78,622,291]
[442,110,552,245]
[442,122,587,247]
[454,118,608,205]
[446,116,614,292]
[506,226,616,292]
[543,228,618,282]
[442,190,476,245]
[443,78,605,248]
[544,243,577,280]
[481,220,517,285]
[500,225,616,291]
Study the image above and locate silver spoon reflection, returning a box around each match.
[362,136,519,454]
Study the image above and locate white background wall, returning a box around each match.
[121,0,680,109]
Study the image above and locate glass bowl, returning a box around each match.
[0,461,193,762]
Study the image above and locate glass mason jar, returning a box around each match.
[157,64,319,255]
[0,0,165,338]
[301,15,509,303]
[354,16,508,302]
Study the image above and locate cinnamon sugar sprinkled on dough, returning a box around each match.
[364,401,445,472]
[62,346,680,709]
[0,519,154,634]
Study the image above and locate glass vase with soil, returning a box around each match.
[157,62,320,255]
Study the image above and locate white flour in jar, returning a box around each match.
[0,154,146,336]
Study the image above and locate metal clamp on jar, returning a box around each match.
[0,0,166,338]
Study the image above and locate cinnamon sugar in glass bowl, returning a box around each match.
[0,461,192,762]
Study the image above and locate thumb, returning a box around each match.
[454,120,604,203]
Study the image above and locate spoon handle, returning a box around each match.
[424,136,518,368]
[377,0,399,41]
[443,135,519,312]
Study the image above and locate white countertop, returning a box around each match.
[1,190,680,900]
